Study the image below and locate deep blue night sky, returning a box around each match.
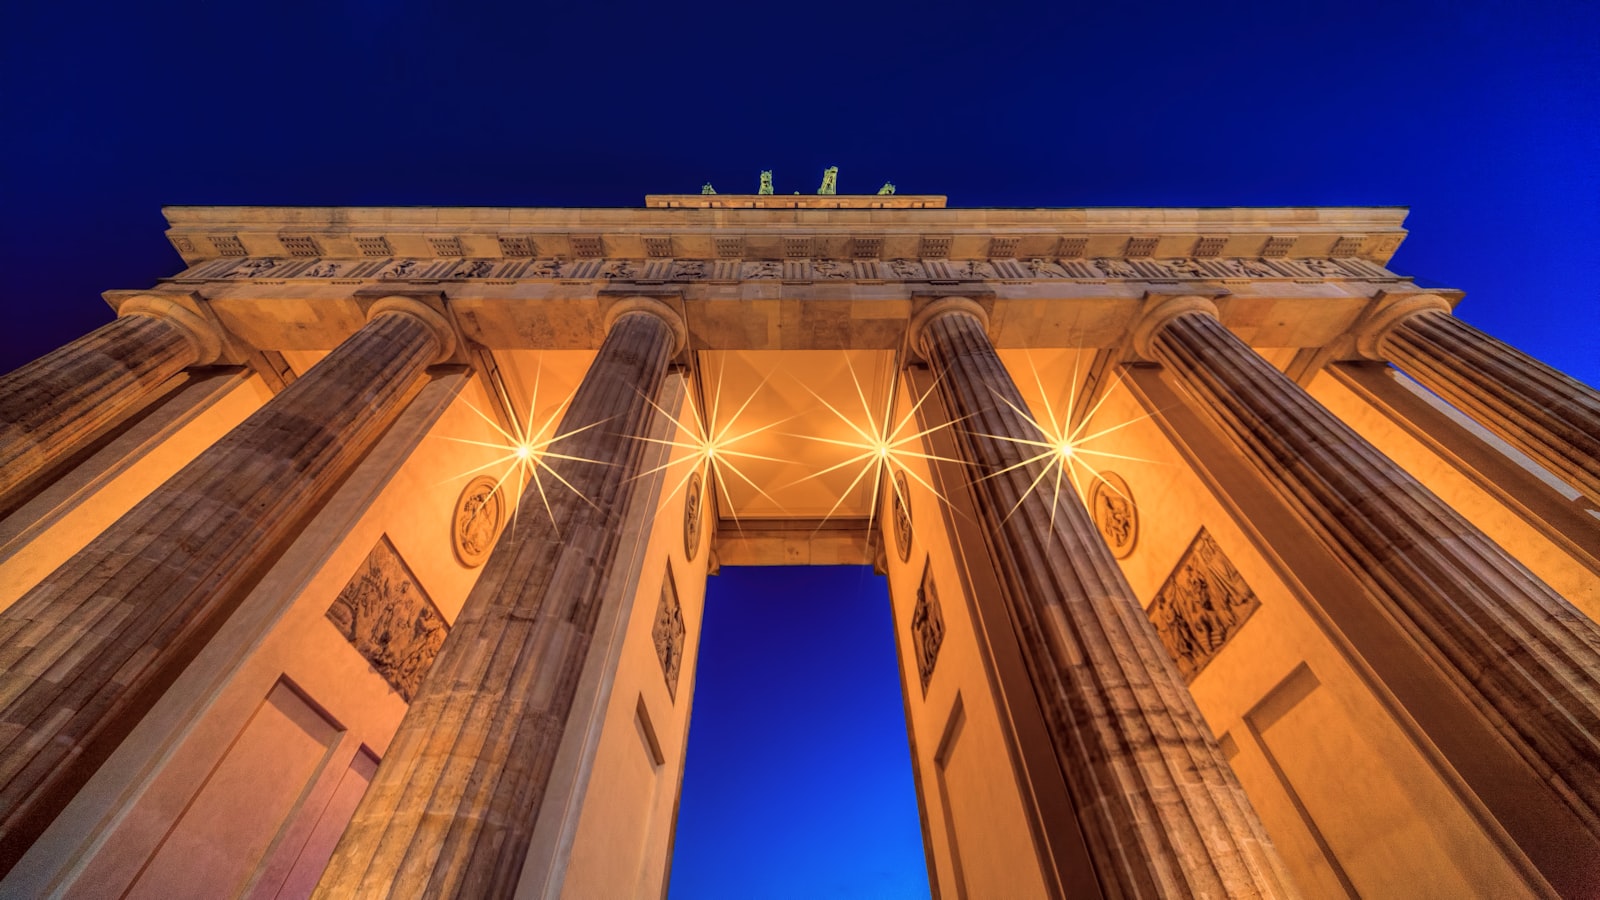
[2,2,1596,897]
[670,567,927,899]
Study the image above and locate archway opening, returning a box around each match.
[668,565,930,898]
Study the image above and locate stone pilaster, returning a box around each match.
[314,303,681,899]
[1140,298,1600,837]
[913,298,1294,899]
[0,298,452,872]
[1358,297,1600,501]
[0,296,223,510]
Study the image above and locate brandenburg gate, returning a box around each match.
[0,189,1597,898]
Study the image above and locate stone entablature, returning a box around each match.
[169,254,1400,285]
[161,205,1409,266]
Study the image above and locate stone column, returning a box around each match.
[1138,297,1600,836]
[314,301,683,899]
[912,299,1293,898]
[1358,296,1600,501]
[0,296,223,510]
[0,298,453,872]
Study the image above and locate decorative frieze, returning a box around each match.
[327,535,450,703]
[176,254,1398,285]
[1146,527,1259,682]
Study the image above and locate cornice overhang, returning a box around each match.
[160,205,1411,268]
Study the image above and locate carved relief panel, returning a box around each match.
[683,471,703,562]
[451,476,504,568]
[327,536,450,702]
[1146,527,1259,682]
[653,562,686,701]
[1088,471,1138,559]
[911,558,945,695]
[892,469,913,563]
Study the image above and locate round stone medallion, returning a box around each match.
[1088,471,1138,559]
[683,470,703,561]
[452,476,504,567]
[892,469,913,562]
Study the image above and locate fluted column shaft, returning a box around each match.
[919,307,1292,899]
[0,313,205,508]
[1381,307,1600,499]
[1150,308,1600,834]
[315,309,676,899]
[0,307,446,871]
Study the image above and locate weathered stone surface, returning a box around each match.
[918,305,1294,898]
[0,308,445,871]
[314,309,676,899]
[0,314,198,510]
[1148,306,1600,837]
[1380,307,1600,501]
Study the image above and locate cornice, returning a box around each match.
[160,205,1411,268]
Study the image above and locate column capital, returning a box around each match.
[909,295,989,358]
[1352,292,1454,360]
[364,295,458,364]
[116,293,224,366]
[603,295,687,354]
[1130,294,1218,361]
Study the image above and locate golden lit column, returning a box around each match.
[0,296,223,509]
[315,300,683,899]
[1357,295,1600,500]
[1138,297,1600,832]
[0,298,453,872]
[913,299,1294,898]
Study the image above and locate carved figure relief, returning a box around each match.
[384,259,417,279]
[743,260,782,279]
[812,259,852,279]
[227,258,278,278]
[683,471,703,561]
[1025,258,1065,278]
[451,476,503,567]
[957,260,995,279]
[1093,257,1138,277]
[887,258,923,279]
[1147,528,1259,683]
[304,261,341,277]
[600,259,638,279]
[910,559,945,694]
[326,536,449,702]
[528,258,563,277]
[455,259,493,278]
[1165,258,1206,277]
[653,563,687,701]
[892,469,913,563]
[1088,471,1138,559]
[674,260,707,279]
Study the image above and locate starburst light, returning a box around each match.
[440,355,613,537]
[634,353,796,531]
[786,355,969,533]
[976,350,1158,529]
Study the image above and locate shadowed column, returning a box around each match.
[1141,297,1600,839]
[915,299,1294,899]
[0,298,453,872]
[0,296,223,510]
[1360,296,1600,501]
[314,303,681,899]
